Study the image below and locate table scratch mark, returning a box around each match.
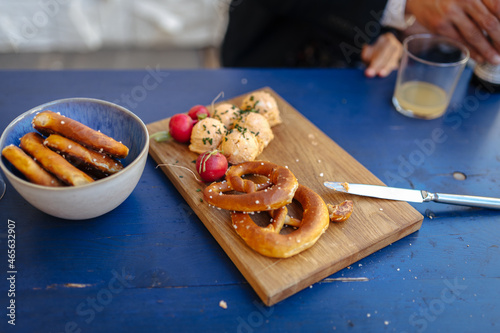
[45,283,94,289]
[255,259,284,276]
[322,277,369,283]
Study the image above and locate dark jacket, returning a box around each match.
[221,0,389,67]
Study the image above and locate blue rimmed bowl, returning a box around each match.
[0,98,149,220]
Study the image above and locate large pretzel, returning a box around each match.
[203,161,298,212]
[230,184,330,258]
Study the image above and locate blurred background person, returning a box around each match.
[221,0,500,77]
[2,0,500,73]
[221,0,404,78]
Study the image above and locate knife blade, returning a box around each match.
[323,182,500,209]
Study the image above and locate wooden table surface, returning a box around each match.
[0,68,499,332]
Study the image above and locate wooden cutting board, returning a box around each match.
[147,87,423,306]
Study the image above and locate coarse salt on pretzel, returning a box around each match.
[230,184,330,258]
[203,161,298,212]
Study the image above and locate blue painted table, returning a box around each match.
[0,68,499,333]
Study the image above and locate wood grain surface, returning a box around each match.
[147,87,423,306]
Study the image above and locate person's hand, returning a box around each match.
[406,0,500,64]
[361,32,403,78]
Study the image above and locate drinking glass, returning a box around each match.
[392,34,470,119]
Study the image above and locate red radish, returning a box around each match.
[169,113,194,143]
[196,150,228,182]
[188,105,210,121]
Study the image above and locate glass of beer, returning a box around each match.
[393,34,469,119]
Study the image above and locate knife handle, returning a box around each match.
[426,192,500,209]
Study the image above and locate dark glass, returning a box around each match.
[472,63,500,93]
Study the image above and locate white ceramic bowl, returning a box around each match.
[0,98,149,220]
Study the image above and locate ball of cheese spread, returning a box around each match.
[211,103,240,129]
[240,91,281,127]
[189,117,225,154]
[233,112,273,153]
[220,129,260,164]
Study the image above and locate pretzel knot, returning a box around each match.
[203,161,333,258]
[203,161,299,212]
[231,184,330,258]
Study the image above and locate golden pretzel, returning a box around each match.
[230,184,330,258]
[204,161,298,212]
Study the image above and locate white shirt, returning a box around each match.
[381,0,415,30]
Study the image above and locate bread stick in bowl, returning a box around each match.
[20,132,94,186]
[32,110,129,159]
[44,134,124,179]
[1,145,64,187]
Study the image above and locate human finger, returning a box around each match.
[367,45,400,77]
[463,0,500,58]
[431,18,485,63]
[450,9,500,64]
[361,43,374,64]
[363,35,402,77]
[361,45,377,77]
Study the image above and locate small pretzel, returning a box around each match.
[230,184,330,258]
[204,161,298,212]
[327,200,354,222]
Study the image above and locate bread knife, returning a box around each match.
[323,182,500,209]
